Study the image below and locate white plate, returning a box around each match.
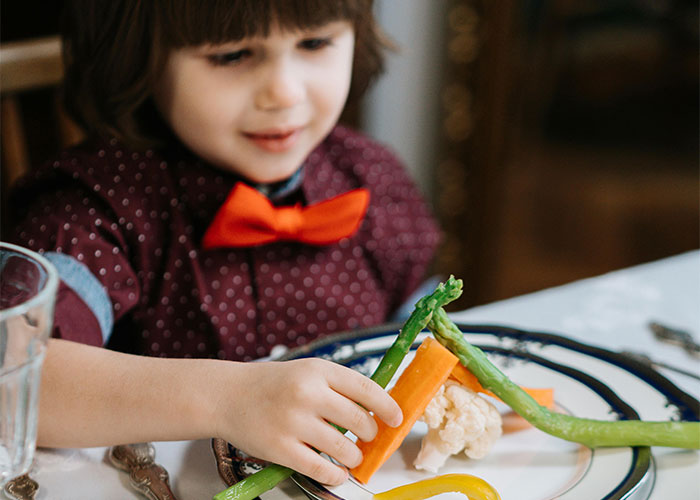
[230,324,699,500]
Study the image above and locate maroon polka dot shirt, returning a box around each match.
[10,126,441,361]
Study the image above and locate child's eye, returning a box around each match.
[207,49,251,66]
[298,37,332,51]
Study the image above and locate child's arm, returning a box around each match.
[38,339,218,446]
[38,338,402,486]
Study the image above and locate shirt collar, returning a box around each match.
[253,167,304,201]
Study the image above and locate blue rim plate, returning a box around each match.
[217,323,699,500]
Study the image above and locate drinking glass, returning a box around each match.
[0,242,58,486]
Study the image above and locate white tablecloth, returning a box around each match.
[25,251,700,499]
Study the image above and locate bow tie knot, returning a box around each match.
[202,182,370,248]
[274,205,305,239]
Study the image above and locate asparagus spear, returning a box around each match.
[429,306,700,449]
[213,277,464,500]
[367,275,463,390]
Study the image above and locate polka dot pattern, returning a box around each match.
[9,126,441,361]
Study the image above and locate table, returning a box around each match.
[25,251,700,499]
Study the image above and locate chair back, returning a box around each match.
[0,35,84,189]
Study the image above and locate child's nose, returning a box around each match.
[255,60,305,111]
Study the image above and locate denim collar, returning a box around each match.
[253,167,304,201]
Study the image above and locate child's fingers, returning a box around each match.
[326,365,403,428]
[291,437,352,485]
[319,392,378,442]
[302,419,363,470]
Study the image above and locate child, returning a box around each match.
[9,0,440,486]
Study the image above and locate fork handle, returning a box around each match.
[108,443,178,500]
[3,474,38,500]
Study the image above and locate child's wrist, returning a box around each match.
[193,359,247,440]
[168,357,228,440]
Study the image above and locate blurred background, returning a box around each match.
[2,0,698,310]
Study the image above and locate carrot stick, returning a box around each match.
[449,363,555,408]
[351,337,459,484]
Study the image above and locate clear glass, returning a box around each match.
[0,242,58,486]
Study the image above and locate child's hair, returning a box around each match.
[61,0,389,150]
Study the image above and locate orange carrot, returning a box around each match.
[351,337,459,484]
[449,362,554,409]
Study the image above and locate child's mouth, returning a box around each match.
[243,128,301,152]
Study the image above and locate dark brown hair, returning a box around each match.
[61,0,389,149]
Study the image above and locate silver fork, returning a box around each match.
[620,350,700,381]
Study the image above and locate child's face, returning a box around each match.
[153,21,355,183]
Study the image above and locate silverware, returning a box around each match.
[3,474,38,500]
[621,350,700,381]
[108,443,178,500]
[648,321,700,357]
[291,472,343,500]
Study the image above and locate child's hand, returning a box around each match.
[213,358,403,485]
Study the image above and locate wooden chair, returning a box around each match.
[0,35,84,189]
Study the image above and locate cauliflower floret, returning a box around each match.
[414,380,502,473]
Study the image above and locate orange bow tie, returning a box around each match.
[202,183,370,248]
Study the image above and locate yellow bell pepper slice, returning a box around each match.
[373,473,501,500]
